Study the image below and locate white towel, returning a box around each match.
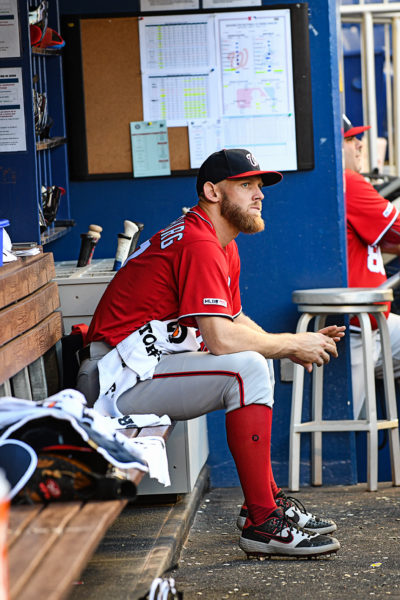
[131,436,171,486]
[95,318,200,416]
[105,414,172,430]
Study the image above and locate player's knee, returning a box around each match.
[234,350,271,378]
[223,351,274,411]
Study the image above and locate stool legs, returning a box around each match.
[288,312,313,491]
[375,313,400,487]
[289,306,400,492]
[359,313,379,491]
[311,315,327,486]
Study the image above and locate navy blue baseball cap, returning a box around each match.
[343,114,371,138]
[196,148,283,196]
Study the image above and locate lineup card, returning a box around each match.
[130,120,171,178]
[139,9,298,171]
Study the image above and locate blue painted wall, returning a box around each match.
[50,0,357,488]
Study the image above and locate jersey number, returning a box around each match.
[367,245,385,275]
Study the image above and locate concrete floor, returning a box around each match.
[170,483,400,599]
[68,474,400,599]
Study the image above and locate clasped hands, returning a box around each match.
[289,325,346,373]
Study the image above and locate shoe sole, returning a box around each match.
[236,516,337,536]
[239,536,340,558]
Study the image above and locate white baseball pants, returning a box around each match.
[77,345,275,420]
[350,311,400,418]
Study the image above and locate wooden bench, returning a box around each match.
[1,252,175,600]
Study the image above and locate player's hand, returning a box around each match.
[291,332,338,373]
[317,325,346,342]
[288,355,312,371]
[289,326,345,371]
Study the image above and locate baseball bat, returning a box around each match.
[77,224,102,267]
[124,220,138,238]
[77,233,99,267]
[113,231,136,271]
[127,221,144,256]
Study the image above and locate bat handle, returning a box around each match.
[113,232,132,271]
[77,233,98,267]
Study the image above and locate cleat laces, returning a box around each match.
[270,512,313,540]
[285,495,309,515]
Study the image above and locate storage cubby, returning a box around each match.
[0,0,72,245]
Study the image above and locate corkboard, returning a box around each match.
[80,17,190,175]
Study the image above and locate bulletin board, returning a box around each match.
[62,15,191,178]
[61,5,314,180]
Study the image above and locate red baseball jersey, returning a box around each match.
[346,169,400,326]
[87,206,242,347]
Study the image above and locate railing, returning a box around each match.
[341,1,400,176]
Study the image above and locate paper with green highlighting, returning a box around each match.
[130,120,171,178]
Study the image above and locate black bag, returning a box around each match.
[17,451,135,503]
[12,417,137,504]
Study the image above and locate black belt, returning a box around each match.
[77,344,91,364]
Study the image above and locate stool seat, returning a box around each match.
[292,287,393,305]
[288,287,400,492]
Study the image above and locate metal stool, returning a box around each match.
[288,287,400,492]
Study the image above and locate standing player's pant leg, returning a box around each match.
[375,312,400,380]
[350,330,379,419]
[116,350,274,420]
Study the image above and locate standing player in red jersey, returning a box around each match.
[343,115,400,419]
[77,148,344,558]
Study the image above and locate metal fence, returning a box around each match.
[341,1,400,176]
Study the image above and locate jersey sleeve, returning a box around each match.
[380,215,400,244]
[346,170,400,246]
[226,240,242,317]
[177,240,237,326]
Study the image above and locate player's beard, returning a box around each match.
[220,193,265,234]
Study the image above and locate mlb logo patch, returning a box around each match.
[203,298,227,307]
[383,202,392,218]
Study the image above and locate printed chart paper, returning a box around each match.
[139,14,221,126]
[0,0,20,58]
[140,0,199,11]
[215,9,297,170]
[222,115,297,171]
[203,0,261,7]
[130,120,171,177]
[139,8,298,171]
[0,67,26,152]
[188,118,223,168]
[139,14,216,71]
[142,71,220,126]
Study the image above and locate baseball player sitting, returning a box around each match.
[76,148,345,558]
[343,115,400,419]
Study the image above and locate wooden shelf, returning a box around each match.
[36,136,67,151]
[3,1,71,246]
[41,225,74,245]
[32,46,62,56]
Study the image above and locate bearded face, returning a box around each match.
[220,190,265,234]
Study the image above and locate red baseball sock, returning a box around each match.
[226,404,276,525]
[241,465,281,510]
[269,463,281,498]
[268,409,282,498]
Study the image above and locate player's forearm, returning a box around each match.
[198,316,309,359]
[234,312,267,334]
[196,315,339,369]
